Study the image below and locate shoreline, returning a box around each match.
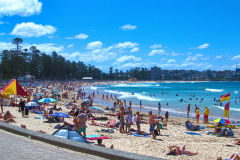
[85,81,240,121]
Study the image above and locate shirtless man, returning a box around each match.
[119,107,125,133]
[149,111,156,139]
[136,111,141,133]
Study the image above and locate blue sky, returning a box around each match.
[0,0,240,72]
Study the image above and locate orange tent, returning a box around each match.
[0,79,29,96]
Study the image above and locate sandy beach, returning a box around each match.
[0,81,239,160]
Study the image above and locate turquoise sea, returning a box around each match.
[91,82,240,121]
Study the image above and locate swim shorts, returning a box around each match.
[78,127,86,133]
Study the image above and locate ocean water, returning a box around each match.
[91,82,240,121]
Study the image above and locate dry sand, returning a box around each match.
[2,87,240,160]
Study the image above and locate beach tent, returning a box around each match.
[0,79,28,96]
[52,128,87,143]
[88,106,104,113]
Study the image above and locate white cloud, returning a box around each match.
[150,44,162,49]
[0,32,5,36]
[120,24,137,31]
[61,47,117,63]
[197,43,210,49]
[130,47,139,53]
[86,41,103,50]
[11,22,56,37]
[0,0,42,17]
[185,54,202,62]
[115,55,141,64]
[67,44,74,48]
[148,49,167,56]
[66,33,88,40]
[115,42,138,49]
[167,59,176,63]
[215,55,223,59]
[25,43,64,53]
[232,55,240,60]
[0,42,15,50]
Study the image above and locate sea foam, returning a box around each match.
[205,88,224,92]
[104,90,161,102]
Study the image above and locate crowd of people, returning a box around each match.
[0,81,239,159]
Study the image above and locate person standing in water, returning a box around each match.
[187,104,190,119]
[158,102,161,116]
[140,101,142,111]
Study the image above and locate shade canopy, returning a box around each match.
[0,79,29,96]
[38,98,57,103]
[88,106,104,113]
[52,128,87,143]
[213,118,231,124]
[50,112,70,118]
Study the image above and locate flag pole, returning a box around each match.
[228,100,230,120]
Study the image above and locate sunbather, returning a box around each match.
[3,111,16,123]
[167,145,198,156]
[234,139,240,145]
[221,153,240,160]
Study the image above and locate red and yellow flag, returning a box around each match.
[224,102,230,118]
[220,93,230,102]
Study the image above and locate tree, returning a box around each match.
[109,67,113,79]
[12,38,23,51]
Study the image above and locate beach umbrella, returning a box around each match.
[213,118,231,124]
[50,112,70,118]
[54,89,60,92]
[52,128,87,143]
[26,102,39,107]
[88,106,104,113]
[38,98,57,103]
[35,93,42,96]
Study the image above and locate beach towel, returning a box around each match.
[97,128,114,133]
[129,133,151,137]
[185,132,201,135]
[34,110,42,114]
[86,135,101,138]
[86,136,111,140]
[34,116,43,119]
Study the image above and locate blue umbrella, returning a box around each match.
[50,112,70,118]
[54,89,60,92]
[35,93,42,96]
[88,106,104,113]
[38,98,57,103]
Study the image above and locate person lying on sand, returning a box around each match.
[3,111,16,123]
[167,145,198,156]
[217,153,240,160]
[91,120,101,126]
[95,139,114,149]
[234,139,240,145]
